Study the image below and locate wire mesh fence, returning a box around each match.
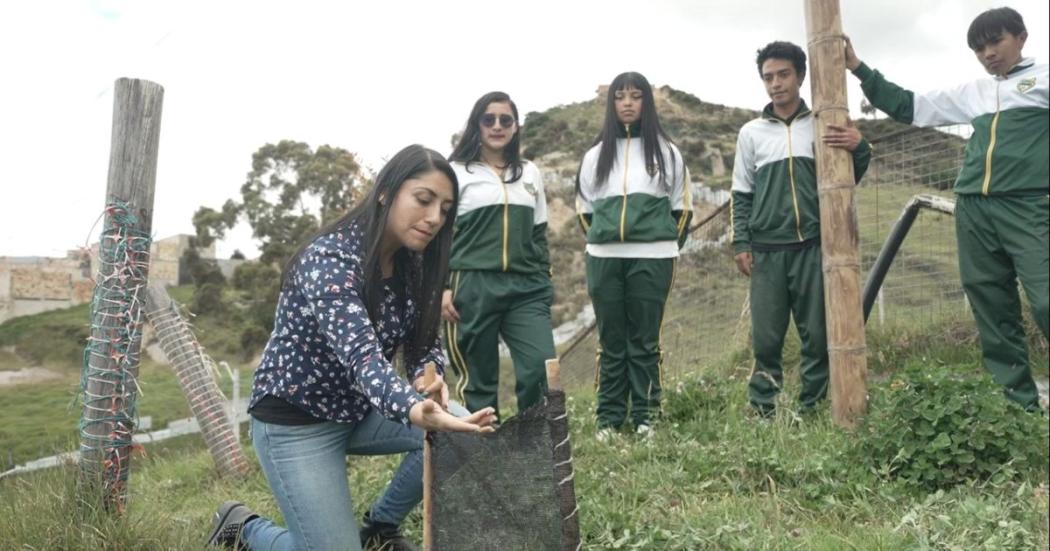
[859,125,970,328]
[558,124,979,394]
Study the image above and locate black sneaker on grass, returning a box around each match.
[206,501,258,550]
[360,511,418,551]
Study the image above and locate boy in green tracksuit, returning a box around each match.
[732,41,871,416]
[845,7,1048,410]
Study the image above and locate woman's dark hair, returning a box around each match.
[281,144,459,368]
[755,41,807,79]
[449,91,524,183]
[967,7,1026,50]
[586,72,676,192]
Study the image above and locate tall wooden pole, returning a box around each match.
[79,78,164,510]
[545,359,581,550]
[804,0,868,427]
[422,362,437,551]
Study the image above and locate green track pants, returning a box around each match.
[444,270,555,419]
[587,255,675,429]
[956,194,1049,410]
[748,244,829,413]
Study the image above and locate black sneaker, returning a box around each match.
[360,511,419,551]
[750,402,775,420]
[206,501,258,549]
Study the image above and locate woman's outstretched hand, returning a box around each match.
[410,400,497,433]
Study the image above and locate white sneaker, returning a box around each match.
[635,424,654,438]
[596,428,615,443]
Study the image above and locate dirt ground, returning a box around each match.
[0,366,63,386]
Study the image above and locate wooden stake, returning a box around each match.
[804,0,869,427]
[544,358,581,549]
[422,361,436,550]
[545,358,561,391]
[79,78,164,509]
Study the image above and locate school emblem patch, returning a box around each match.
[523,180,537,196]
[1017,77,1036,94]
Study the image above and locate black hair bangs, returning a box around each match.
[967,7,1026,50]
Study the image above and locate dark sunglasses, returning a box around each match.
[480,113,516,129]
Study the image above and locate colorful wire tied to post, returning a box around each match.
[79,198,152,508]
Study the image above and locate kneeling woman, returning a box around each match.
[208,145,496,551]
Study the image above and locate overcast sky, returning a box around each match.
[1,0,1047,258]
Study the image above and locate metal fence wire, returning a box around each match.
[557,124,976,393]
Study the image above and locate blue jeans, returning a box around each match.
[242,403,468,551]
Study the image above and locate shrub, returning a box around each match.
[180,247,225,287]
[239,326,271,358]
[231,261,279,293]
[191,282,227,316]
[861,367,1049,490]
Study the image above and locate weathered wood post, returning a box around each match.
[79,78,163,510]
[422,362,437,551]
[545,359,581,551]
[804,0,868,427]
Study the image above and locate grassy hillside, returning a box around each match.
[521,84,917,190]
[522,85,761,191]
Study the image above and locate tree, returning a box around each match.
[193,140,370,266]
[860,99,878,119]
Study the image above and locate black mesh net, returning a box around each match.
[428,391,580,550]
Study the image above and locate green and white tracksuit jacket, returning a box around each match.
[851,58,1049,410]
[730,101,871,254]
[448,160,550,275]
[576,128,693,256]
[851,59,1047,196]
[444,160,555,418]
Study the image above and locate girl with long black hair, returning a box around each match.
[208,145,496,551]
[576,72,692,440]
[443,91,555,421]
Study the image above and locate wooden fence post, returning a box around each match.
[804,0,869,427]
[79,78,164,510]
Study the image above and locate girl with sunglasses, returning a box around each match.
[207,145,496,551]
[576,72,692,440]
[443,91,556,421]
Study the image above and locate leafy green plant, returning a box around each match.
[861,366,1049,490]
[663,375,735,421]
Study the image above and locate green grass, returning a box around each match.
[0,359,241,468]
[1,323,1046,549]
[0,301,92,370]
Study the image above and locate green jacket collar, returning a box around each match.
[762,100,811,124]
[1004,57,1036,77]
[616,122,642,138]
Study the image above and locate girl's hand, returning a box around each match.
[441,290,460,322]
